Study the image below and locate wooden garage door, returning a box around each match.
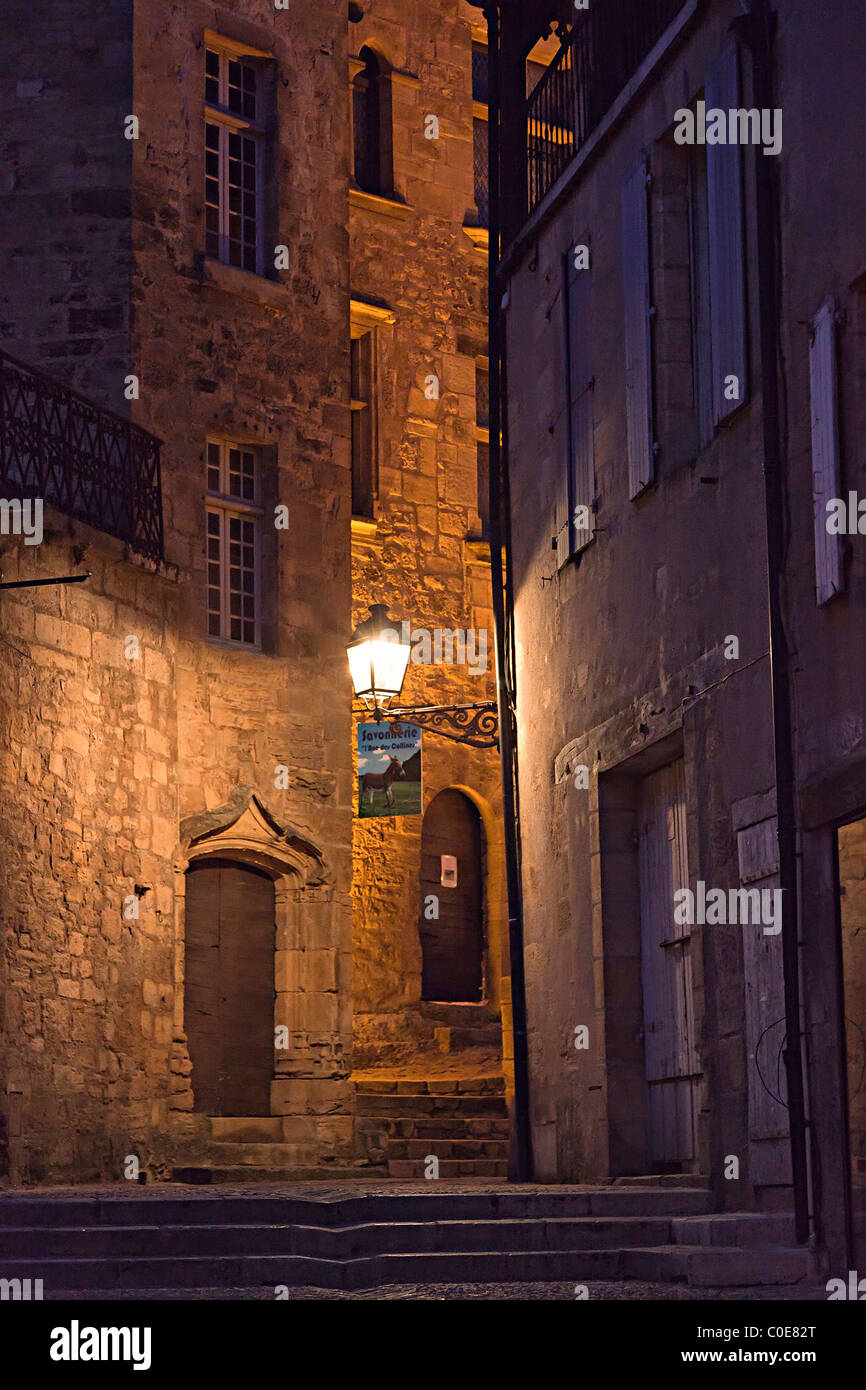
[184,858,275,1117]
[420,790,484,1002]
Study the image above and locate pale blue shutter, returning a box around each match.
[706,45,747,425]
[809,296,843,604]
[622,156,654,497]
[566,247,595,552]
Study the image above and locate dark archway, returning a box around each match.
[420,789,484,1002]
[184,857,275,1116]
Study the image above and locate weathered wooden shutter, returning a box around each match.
[705,44,747,425]
[622,155,654,497]
[554,426,571,572]
[565,246,595,553]
[809,296,843,604]
[638,760,697,1165]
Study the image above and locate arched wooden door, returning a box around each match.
[184,858,275,1116]
[420,790,484,1002]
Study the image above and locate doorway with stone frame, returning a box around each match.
[162,788,355,1180]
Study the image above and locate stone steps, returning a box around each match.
[0,1212,796,1261]
[356,1116,511,1140]
[355,1078,505,1096]
[0,1185,814,1292]
[0,1239,813,1292]
[386,1158,509,1178]
[0,1187,716,1227]
[170,1165,387,1184]
[354,1073,511,1177]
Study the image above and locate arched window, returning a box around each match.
[353,47,393,197]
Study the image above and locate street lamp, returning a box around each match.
[347,604,411,714]
[347,602,499,748]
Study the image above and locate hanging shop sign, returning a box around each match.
[357,721,422,819]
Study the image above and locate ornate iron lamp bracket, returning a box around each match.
[355,700,499,749]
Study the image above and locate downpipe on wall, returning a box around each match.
[737,0,811,1245]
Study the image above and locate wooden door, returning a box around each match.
[184,858,275,1117]
[637,761,699,1167]
[420,790,484,1002]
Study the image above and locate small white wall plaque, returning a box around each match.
[440,855,457,887]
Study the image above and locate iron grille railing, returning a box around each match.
[0,349,164,563]
[527,0,688,214]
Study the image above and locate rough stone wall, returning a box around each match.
[348,0,507,1066]
[778,0,866,788]
[128,2,355,1098]
[775,2,866,1263]
[0,517,179,1182]
[0,0,354,1179]
[838,818,866,1180]
[0,0,135,397]
[503,0,778,1192]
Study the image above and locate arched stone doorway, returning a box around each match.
[419,788,485,1002]
[184,858,275,1117]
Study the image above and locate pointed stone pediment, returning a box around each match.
[179,786,331,886]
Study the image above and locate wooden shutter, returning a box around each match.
[565,246,595,553]
[622,156,654,497]
[809,296,843,604]
[638,760,697,1164]
[706,44,747,425]
[554,436,570,571]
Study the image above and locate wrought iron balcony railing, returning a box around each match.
[0,349,164,563]
[526,0,688,215]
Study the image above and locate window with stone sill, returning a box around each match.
[351,329,377,518]
[475,358,491,539]
[352,47,394,199]
[206,440,263,647]
[471,42,489,229]
[205,44,267,276]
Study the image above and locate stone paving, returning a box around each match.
[55,1281,828,1301]
[0,1179,706,1200]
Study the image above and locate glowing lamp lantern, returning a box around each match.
[347,604,410,711]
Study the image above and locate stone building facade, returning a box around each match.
[347,0,507,1076]
[0,0,510,1185]
[493,0,866,1266]
[0,0,356,1183]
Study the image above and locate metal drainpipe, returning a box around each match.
[484,2,533,1183]
[738,0,810,1244]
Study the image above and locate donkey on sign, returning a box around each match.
[361,755,407,810]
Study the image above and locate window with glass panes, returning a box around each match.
[205,46,263,274]
[206,441,262,646]
[471,42,489,228]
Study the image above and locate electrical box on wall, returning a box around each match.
[440,854,457,887]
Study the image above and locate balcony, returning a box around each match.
[0,349,164,563]
[526,0,689,215]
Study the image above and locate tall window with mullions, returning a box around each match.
[471,42,489,228]
[204,46,264,274]
[206,440,263,647]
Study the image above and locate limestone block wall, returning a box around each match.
[0,519,179,1183]
[0,0,357,1176]
[348,0,506,1063]
[503,1,779,1189]
[126,0,355,1115]
[0,0,136,398]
